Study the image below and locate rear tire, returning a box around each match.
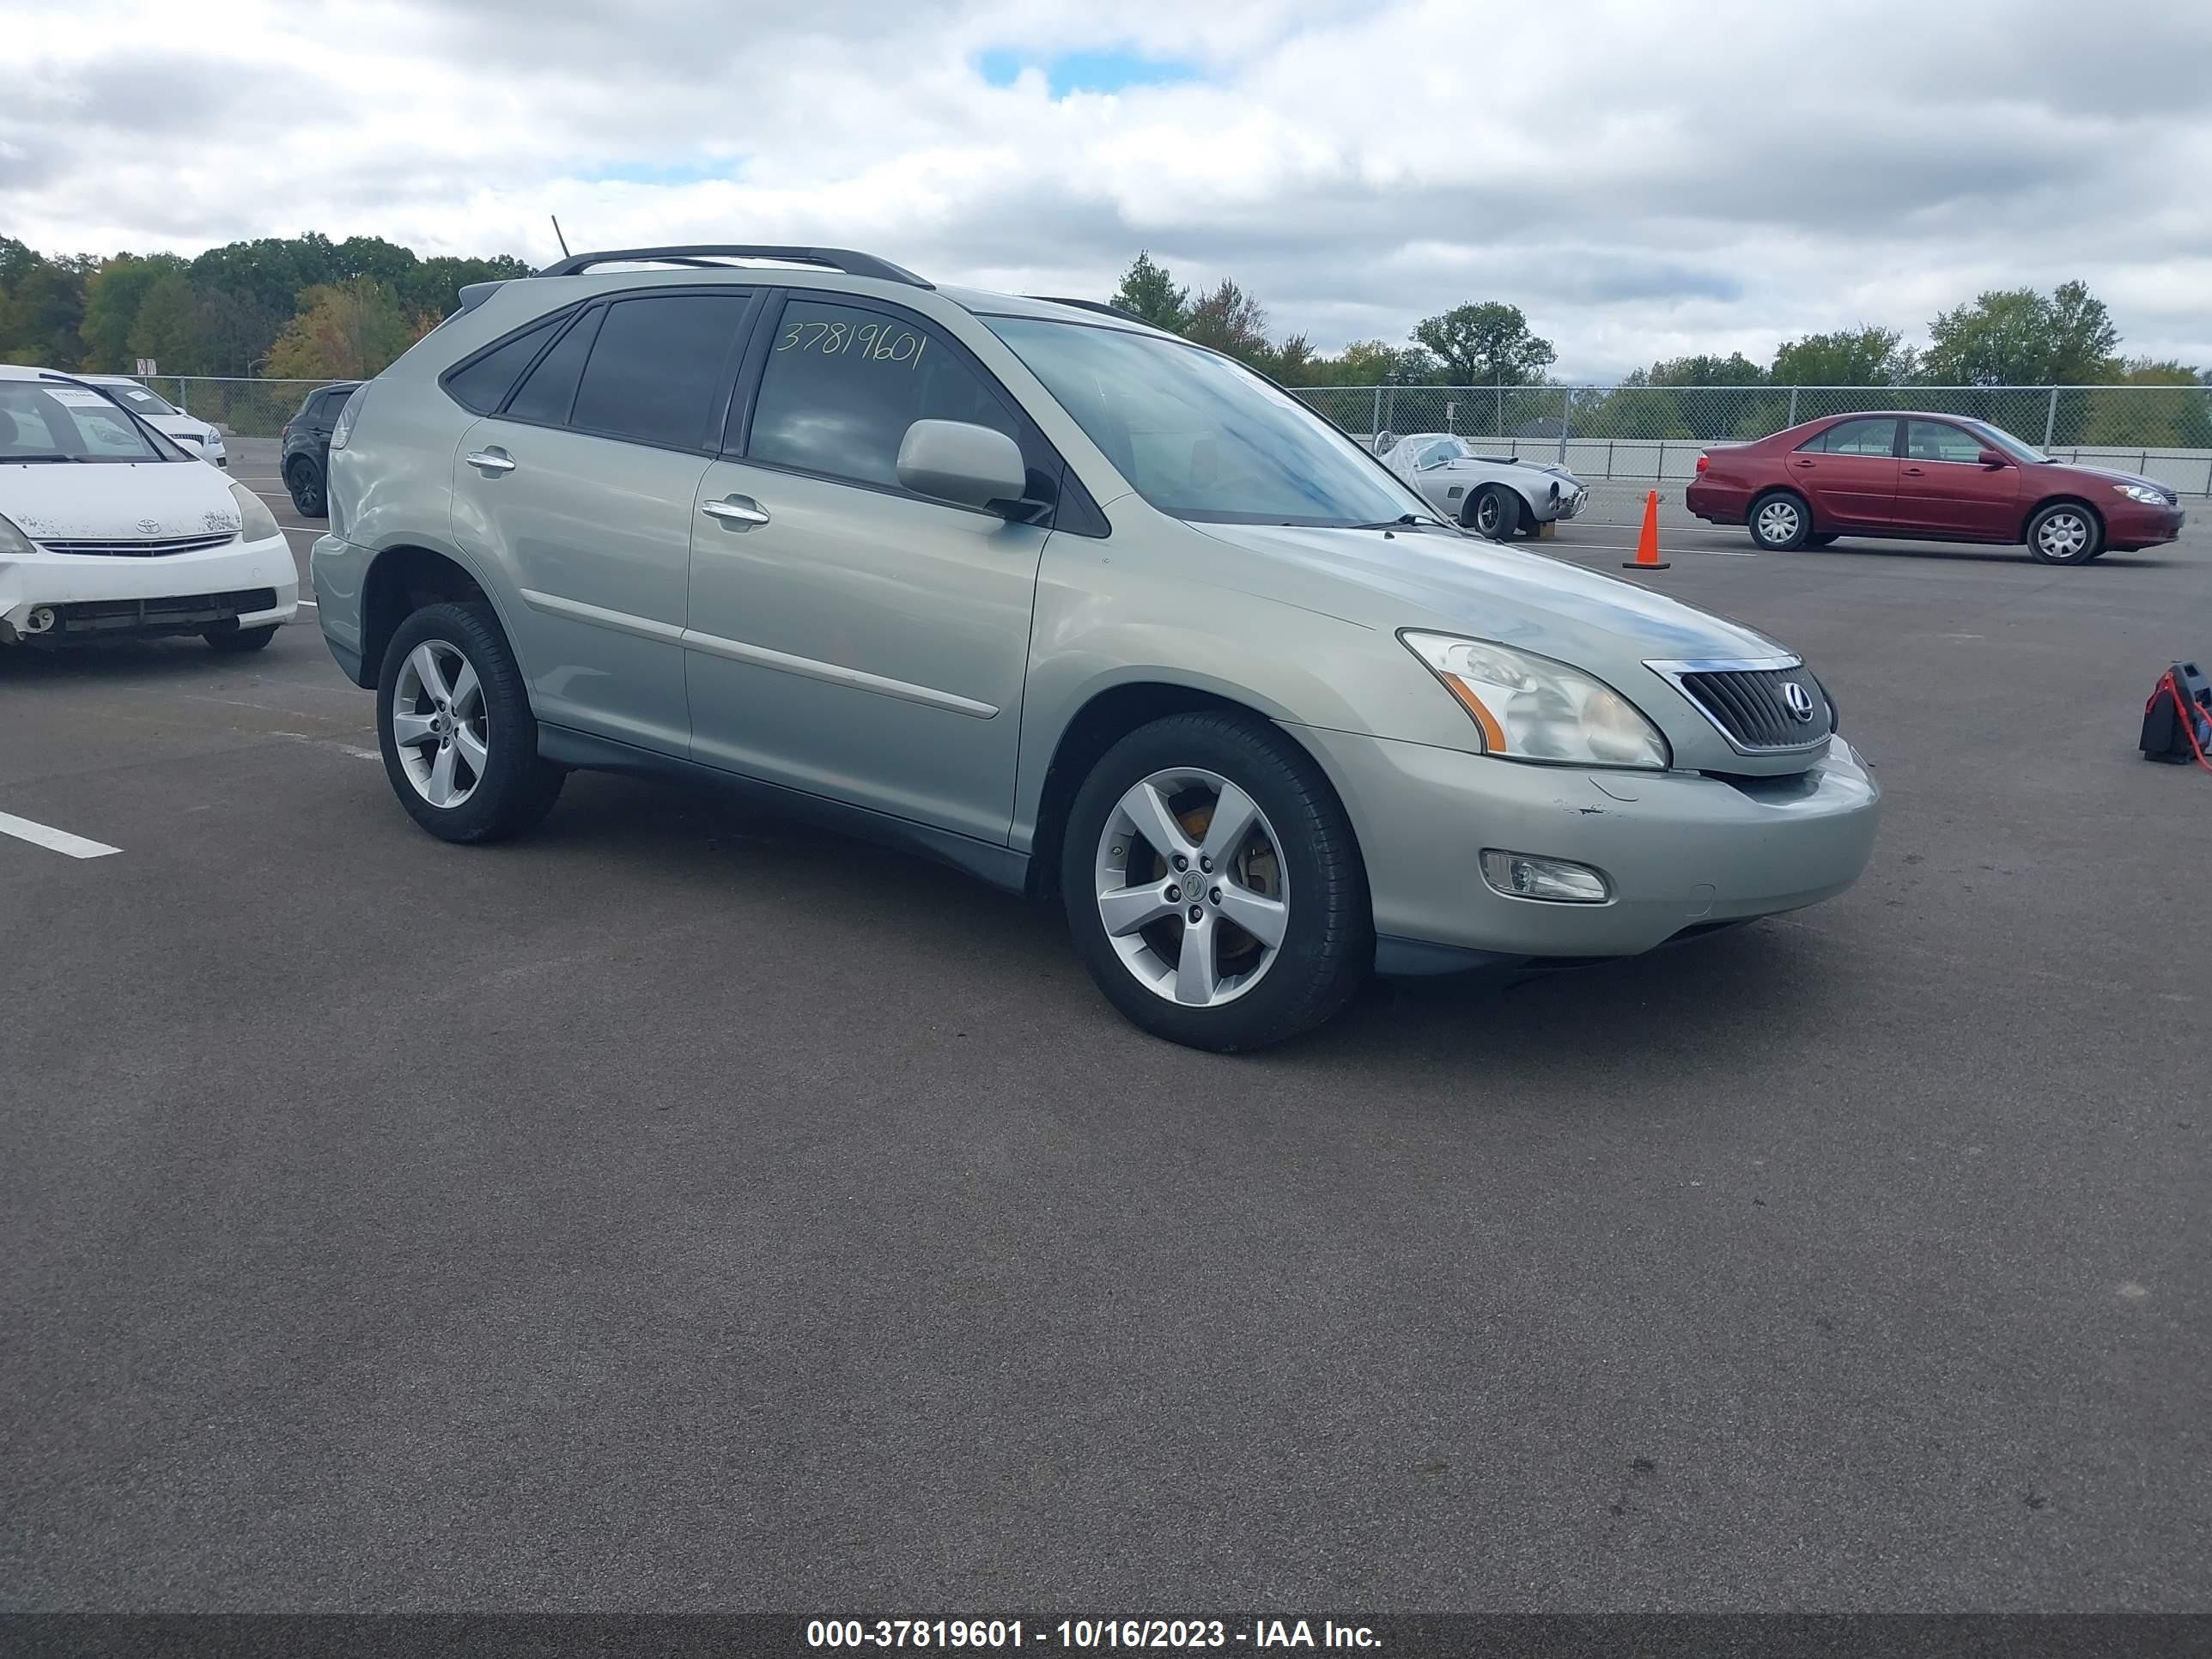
[1060,712,1370,1052]
[2026,501,2103,565]
[1748,490,1810,550]
[204,623,277,653]
[287,459,326,518]
[376,601,565,844]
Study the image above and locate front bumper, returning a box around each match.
[1289,723,1881,965]
[2106,499,2184,549]
[1,532,298,641]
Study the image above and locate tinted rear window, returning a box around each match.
[444,319,561,414]
[505,308,603,427]
[568,293,747,449]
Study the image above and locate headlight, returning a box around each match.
[1400,630,1671,769]
[2117,483,2167,505]
[228,480,283,543]
[0,514,34,557]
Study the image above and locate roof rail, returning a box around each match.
[536,245,932,289]
[1027,295,1144,322]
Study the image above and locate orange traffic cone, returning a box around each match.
[1623,489,1669,570]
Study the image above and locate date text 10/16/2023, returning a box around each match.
[806,1620,1382,1650]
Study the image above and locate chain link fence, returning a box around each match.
[1297,384,2212,496]
[117,375,2212,495]
[143,377,329,440]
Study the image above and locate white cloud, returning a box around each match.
[6,0,2210,376]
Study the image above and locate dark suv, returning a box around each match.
[280,381,361,518]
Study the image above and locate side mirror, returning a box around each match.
[896,419,1027,512]
[1978,447,2010,468]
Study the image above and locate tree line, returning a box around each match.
[0,234,529,380]
[1109,253,2209,445]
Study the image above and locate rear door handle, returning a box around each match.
[1793,459,1815,468]
[702,495,770,529]
[1902,466,1924,476]
[465,449,516,475]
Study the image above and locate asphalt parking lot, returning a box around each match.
[4,447,2209,1613]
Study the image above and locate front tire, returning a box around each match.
[2026,501,2103,565]
[204,623,277,653]
[1749,490,1810,550]
[376,601,564,843]
[1467,484,1521,541]
[287,459,326,518]
[1060,713,1370,1052]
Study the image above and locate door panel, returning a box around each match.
[684,459,1046,841]
[451,418,707,755]
[1786,416,1898,525]
[1893,420,2021,538]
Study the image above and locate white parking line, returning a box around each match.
[0,810,121,860]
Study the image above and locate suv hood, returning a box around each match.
[1,460,242,543]
[1192,521,1784,662]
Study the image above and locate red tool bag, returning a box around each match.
[2141,661,2212,771]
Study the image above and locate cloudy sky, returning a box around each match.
[6,0,2210,378]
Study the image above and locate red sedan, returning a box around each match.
[1686,413,2185,564]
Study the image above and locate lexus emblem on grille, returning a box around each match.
[1783,681,1818,723]
[137,519,161,535]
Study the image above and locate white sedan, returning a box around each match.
[82,373,228,468]
[1,367,296,652]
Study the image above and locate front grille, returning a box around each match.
[54,588,277,635]
[38,532,238,557]
[1657,662,1832,751]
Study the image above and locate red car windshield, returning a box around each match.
[1970,422,2050,465]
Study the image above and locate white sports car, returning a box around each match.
[82,374,228,468]
[1,367,297,651]
[1376,431,1588,538]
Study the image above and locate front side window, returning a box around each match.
[748,298,1026,495]
[0,383,169,462]
[568,293,747,449]
[987,316,1430,527]
[1802,417,1897,458]
[1905,421,1987,465]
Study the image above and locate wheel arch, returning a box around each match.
[359,543,520,690]
[1022,679,1352,901]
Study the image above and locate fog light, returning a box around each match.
[1480,849,1610,903]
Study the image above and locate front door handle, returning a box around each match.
[465,449,516,475]
[702,495,770,530]
[1902,466,1924,476]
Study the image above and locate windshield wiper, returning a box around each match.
[4,453,83,464]
[1348,513,1451,531]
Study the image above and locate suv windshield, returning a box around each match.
[986,317,1431,528]
[1970,422,2050,465]
[0,382,172,463]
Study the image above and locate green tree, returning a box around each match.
[2079,357,2211,447]
[0,253,94,368]
[403,253,531,320]
[1409,301,1554,386]
[80,252,190,368]
[264,278,414,380]
[1771,325,1914,386]
[1920,279,2119,386]
[127,270,213,375]
[1182,278,1272,365]
[1112,251,1188,332]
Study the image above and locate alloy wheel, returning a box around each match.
[1092,767,1290,1007]
[390,640,489,808]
